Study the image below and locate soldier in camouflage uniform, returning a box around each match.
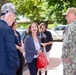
[61,7,76,75]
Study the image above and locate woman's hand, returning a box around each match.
[37,50,42,55]
[16,45,23,53]
[18,46,23,53]
[41,43,46,47]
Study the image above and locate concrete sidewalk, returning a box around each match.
[41,42,63,75]
[44,42,63,75]
[42,58,63,75]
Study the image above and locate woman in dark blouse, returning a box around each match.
[11,21,24,75]
[39,23,53,75]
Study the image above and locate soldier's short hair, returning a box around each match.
[62,7,76,15]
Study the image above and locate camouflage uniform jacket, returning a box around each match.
[62,21,76,69]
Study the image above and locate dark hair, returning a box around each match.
[40,23,47,28]
[28,22,39,35]
[1,11,9,15]
[1,13,6,16]
[10,20,17,28]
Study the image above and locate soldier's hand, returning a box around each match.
[65,57,71,63]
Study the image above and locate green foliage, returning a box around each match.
[1,0,76,24]
[17,22,29,28]
[0,0,9,16]
[48,24,56,29]
[17,22,56,29]
[47,0,76,24]
[10,0,43,23]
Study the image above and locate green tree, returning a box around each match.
[9,0,76,24]
[0,0,9,9]
[10,0,43,23]
[47,0,76,24]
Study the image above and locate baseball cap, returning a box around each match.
[1,3,17,14]
[62,7,76,15]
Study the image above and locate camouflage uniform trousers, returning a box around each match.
[63,62,76,75]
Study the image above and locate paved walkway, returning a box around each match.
[43,42,63,75]
[42,58,63,75]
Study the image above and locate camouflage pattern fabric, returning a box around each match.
[61,21,76,75]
